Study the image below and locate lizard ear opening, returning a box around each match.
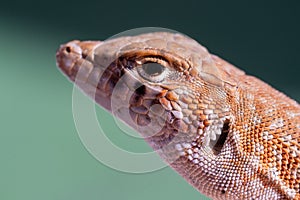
[212,119,230,155]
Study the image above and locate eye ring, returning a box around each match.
[137,62,168,83]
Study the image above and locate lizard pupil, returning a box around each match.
[142,63,164,76]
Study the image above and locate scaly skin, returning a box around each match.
[56,32,300,200]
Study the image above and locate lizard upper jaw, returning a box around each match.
[56,40,102,79]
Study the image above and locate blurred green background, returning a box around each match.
[1,1,299,200]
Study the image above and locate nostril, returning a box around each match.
[65,46,71,53]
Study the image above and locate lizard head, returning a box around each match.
[56,32,248,199]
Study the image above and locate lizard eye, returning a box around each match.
[137,62,168,82]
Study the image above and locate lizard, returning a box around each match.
[56,32,300,200]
